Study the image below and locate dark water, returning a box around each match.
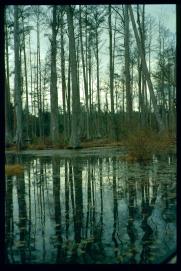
[5,152,176,264]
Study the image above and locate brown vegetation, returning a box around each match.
[5,164,24,176]
[121,129,176,162]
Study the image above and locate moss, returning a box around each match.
[5,164,24,176]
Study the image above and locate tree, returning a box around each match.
[124,5,132,124]
[108,5,117,139]
[5,8,12,146]
[14,6,23,150]
[79,5,90,139]
[129,5,165,132]
[20,7,30,141]
[66,6,81,148]
[60,7,68,141]
[50,5,59,144]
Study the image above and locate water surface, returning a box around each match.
[5,150,176,264]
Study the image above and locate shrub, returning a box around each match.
[124,128,176,162]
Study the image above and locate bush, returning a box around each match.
[124,128,175,162]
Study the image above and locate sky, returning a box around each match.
[145,4,176,33]
[33,4,176,64]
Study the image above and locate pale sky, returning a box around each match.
[146,4,176,33]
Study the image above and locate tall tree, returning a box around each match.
[108,5,116,139]
[5,10,12,146]
[14,6,23,150]
[60,7,68,141]
[21,12,30,141]
[66,5,81,148]
[79,5,90,139]
[50,5,59,144]
[129,5,165,132]
[124,5,132,123]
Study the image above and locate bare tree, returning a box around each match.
[14,5,23,150]
[50,5,59,144]
[66,6,81,148]
[124,5,132,123]
[108,5,116,139]
[79,5,90,139]
[129,5,165,132]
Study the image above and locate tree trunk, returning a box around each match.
[28,32,34,138]
[129,5,165,132]
[36,8,42,138]
[50,5,59,144]
[14,6,23,150]
[66,6,81,148]
[124,5,132,124]
[79,6,90,139]
[5,76,12,146]
[88,33,92,139]
[60,8,67,141]
[95,21,101,137]
[22,18,29,141]
[67,54,71,139]
[5,19,12,146]
[108,5,116,140]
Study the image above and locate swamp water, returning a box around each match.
[5,149,176,264]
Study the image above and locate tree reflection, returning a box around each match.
[127,176,137,264]
[5,153,176,264]
[52,156,63,263]
[73,157,83,244]
[98,158,103,241]
[161,177,176,230]
[112,157,119,258]
[16,173,28,263]
[140,167,158,264]
[65,159,69,239]
[5,175,14,263]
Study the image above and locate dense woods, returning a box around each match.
[5,5,176,150]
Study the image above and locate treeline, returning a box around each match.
[5,5,176,149]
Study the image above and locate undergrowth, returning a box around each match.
[122,129,176,162]
[5,164,24,176]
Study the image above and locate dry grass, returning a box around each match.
[121,129,176,162]
[5,164,24,176]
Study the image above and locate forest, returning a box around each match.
[5,5,176,264]
[5,5,176,151]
